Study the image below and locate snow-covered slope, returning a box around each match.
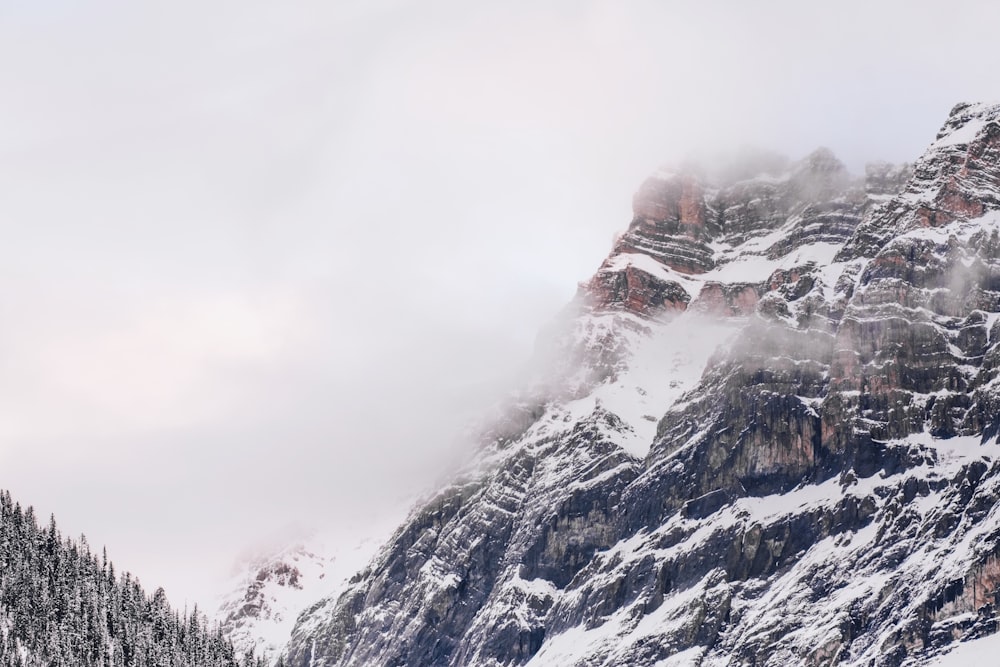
[928,630,1000,665]
[281,102,1000,666]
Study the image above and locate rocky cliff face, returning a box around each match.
[283,103,1000,666]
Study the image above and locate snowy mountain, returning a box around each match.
[279,102,1000,666]
[215,516,404,664]
[217,540,338,665]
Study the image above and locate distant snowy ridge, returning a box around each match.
[216,511,405,664]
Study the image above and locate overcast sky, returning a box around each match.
[2,0,999,610]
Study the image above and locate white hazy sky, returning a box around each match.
[2,0,999,610]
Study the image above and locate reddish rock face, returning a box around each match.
[765,268,803,292]
[613,172,716,278]
[631,174,708,234]
[578,170,716,319]
[916,190,985,228]
[619,267,688,315]
[586,263,690,317]
[694,283,760,317]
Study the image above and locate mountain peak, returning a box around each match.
[937,101,1000,144]
[585,145,890,320]
[798,145,845,172]
[836,102,1000,261]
